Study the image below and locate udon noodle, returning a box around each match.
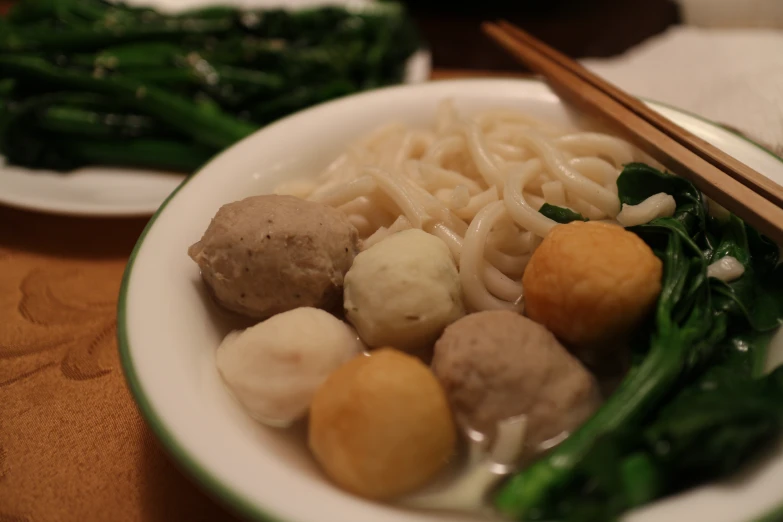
[274,100,665,312]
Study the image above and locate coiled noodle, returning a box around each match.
[275,100,655,312]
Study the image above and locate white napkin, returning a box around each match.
[582,26,783,156]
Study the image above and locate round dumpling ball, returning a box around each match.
[216,307,364,427]
[522,221,662,363]
[432,310,600,459]
[189,194,359,320]
[343,229,464,354]
[309,348,457,500]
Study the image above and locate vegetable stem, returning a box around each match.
[66,138,213,172]
[0,54,257,149]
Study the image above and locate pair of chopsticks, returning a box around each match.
[483,21,783,244]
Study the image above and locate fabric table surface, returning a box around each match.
[0,206,239,522]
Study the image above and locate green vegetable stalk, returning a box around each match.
[65,138,214,172]
[0,55,257,149]
[0,0,422,173]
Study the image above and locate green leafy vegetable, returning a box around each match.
[708,215,783,332]
[617,162,707,237]
[539,203,588,224]
[495,164,783,522]
[642,359,783,488]
[64,138,213,172]
[0,55,256,149]
[0,0,422,173]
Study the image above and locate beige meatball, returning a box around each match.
[309,348,456,500]
[522,221,662,364]
[189,195,359,320]
[432,310,600,459]
[343,229,464,355]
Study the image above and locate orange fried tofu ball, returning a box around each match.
[522,221,662,364]
[308,348,456,500]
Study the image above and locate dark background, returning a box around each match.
[401,0,680,71]
[0,0,681,70]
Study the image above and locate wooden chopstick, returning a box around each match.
[482,21,783,245]
[496,20,783,209]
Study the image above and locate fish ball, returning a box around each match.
[343,229,465,354]
[217,307,364,427]
[522,221,662,364]
[309,348,456,500]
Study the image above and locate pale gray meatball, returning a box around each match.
[431,310,601,459]
[188,195,359,320]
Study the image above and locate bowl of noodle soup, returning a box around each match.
[119,78,783,522]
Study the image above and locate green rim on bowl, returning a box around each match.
[116,78,783,522]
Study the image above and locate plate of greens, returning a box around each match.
[0,0,429,216]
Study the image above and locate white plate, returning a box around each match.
[0,0,430,217]
[119,78,783,522]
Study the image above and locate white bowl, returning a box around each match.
[118,78,783,522]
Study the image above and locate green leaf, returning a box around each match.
[747,225,780,277]
[0,78,15,98]
[708,215,783,332]
[642,364,783,490]
[617,163,706,237]
[617,163,698,207]
[539,203,588,224]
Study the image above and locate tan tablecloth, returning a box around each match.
[0,207,237,522]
